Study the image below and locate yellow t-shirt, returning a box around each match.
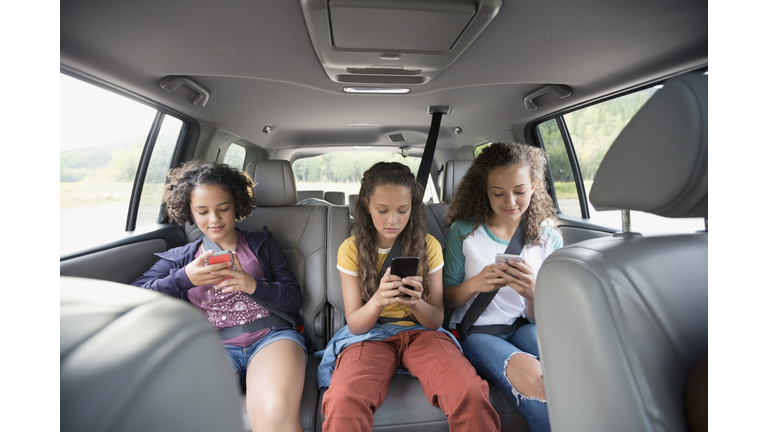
[337,234,444,326]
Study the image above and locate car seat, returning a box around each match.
[535,71,708,432]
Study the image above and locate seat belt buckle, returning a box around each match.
[298,325,305,333]
[450,328,460,340]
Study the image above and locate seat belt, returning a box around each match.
[416,108,445,188]
[454,215,528,340]
[199,234,303,339]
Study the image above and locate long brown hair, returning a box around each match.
[445,142,558,246]
[351,162,430,303]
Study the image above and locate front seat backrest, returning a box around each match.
[61,277,244,432]
[535,71,708,432]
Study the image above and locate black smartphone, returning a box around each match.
[390,256,419,298]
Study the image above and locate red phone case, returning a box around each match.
[206,251,234,281]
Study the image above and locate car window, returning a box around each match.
[536,86,705,235]
[60,74,184,254]
[293,151,437,204]
[135,115,184,228]
[223,143,246,170]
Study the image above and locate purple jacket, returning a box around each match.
[131,227,304,326]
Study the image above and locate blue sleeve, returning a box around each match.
[130,255,195,298]
[443,221,470,288]
[249,234,303,314]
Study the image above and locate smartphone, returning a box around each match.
[495,253,523,264]
[390,256,419,298]
[205,250,234,281]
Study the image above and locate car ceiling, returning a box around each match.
[60,0,707,152]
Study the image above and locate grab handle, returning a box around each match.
[523,84,572,111]
[159,76,210,107]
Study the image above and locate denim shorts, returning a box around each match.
[223,328,307,390]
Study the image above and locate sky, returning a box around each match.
[60,74,157,151]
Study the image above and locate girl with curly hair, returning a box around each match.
[132,160,306,432]
[443,142,563,432]
[319,162,500,432]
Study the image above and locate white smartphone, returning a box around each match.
[495,253,523,264]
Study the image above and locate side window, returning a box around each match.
[536,86,704,235]
[60,74,184,253]
[223,143,246,169]
[292,152,436,204]
[135,116,184,228]
[537,119,580,217]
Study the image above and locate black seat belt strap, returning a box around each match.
[456,215,527,340]
[416,110,444,188]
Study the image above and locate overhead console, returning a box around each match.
[300,0,502,85]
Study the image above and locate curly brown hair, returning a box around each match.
[445,142,558,246]
[162,160,256,224]
[351,162,430,304]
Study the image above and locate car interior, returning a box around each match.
[60,1,708,431]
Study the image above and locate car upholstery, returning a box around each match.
[535,71,708,432]
[61,277,245,432]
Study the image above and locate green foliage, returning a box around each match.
[563,89,658,181]
[60,138,143,182]
[538,119,573,183]
[473,142,490,158]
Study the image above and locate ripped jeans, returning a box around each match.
[459,323,550,432]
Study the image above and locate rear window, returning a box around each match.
[293,152,437,204]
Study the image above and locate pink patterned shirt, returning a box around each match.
[187,232,272,346]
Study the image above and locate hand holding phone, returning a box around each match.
[390,256,419,298]
[495,253,523,265]
[495,253,523,279]
[205,250,234,283]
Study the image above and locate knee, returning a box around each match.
[250,392,299,423]
[505,352,546,400]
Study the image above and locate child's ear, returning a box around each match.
[361,197,370,214]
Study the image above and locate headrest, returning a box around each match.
[324,191,346,205]
[348,194,358,209]
[589,72,707,218]
[442,160,472,202]
[250,160,298,206]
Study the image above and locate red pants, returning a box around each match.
[322,330,500,432]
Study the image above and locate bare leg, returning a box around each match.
[245,339,306,432]
[505,352,546,400]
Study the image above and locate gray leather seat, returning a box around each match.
[425,159,472,249]
[323,191,345,205]
[61,276,245,432]
[298,190,324,201]
[243,160,331,432]
[347,193,358,211]
[535,71,708,432]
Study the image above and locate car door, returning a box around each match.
[525,81,706,246]
[59,72,196,285]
